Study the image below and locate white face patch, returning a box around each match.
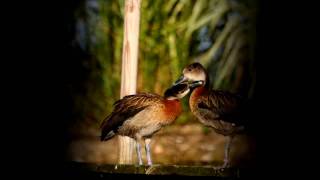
[177,88,190,98]
[166,88,190,100]
[166,96,179,100]
[184,71,206,82]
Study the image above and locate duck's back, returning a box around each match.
[100,93,163,140]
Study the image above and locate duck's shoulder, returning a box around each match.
[114,93,163,108]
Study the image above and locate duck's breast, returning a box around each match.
[162,99,182,124]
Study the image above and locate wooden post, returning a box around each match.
[119,0,141,164]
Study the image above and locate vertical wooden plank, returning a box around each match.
[118,0,142,164]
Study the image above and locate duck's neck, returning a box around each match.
[191,70,210,97]
[163,99,182,118]
[190,86,207,112]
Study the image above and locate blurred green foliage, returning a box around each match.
[69,0,257,128]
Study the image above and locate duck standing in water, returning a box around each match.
[174,62,253,168]
[100,83,190,165]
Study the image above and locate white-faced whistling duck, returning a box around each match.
[100,83,190,165]
[174,62,252,168]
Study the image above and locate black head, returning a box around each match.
[164,83,190,100]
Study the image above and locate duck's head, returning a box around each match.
[174,63,207,87]
[164,83,190,100]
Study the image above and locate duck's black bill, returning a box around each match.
[189,80,204,88]
[174,75,188,85]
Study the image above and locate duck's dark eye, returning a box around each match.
[188,68,192,71]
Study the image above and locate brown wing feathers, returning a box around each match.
[100,93,162,141]
[198,90,245,125]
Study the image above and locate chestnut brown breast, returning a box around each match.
[162,99,182,124]
[189,86,207,113]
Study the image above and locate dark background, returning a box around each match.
[4,0,313,178]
